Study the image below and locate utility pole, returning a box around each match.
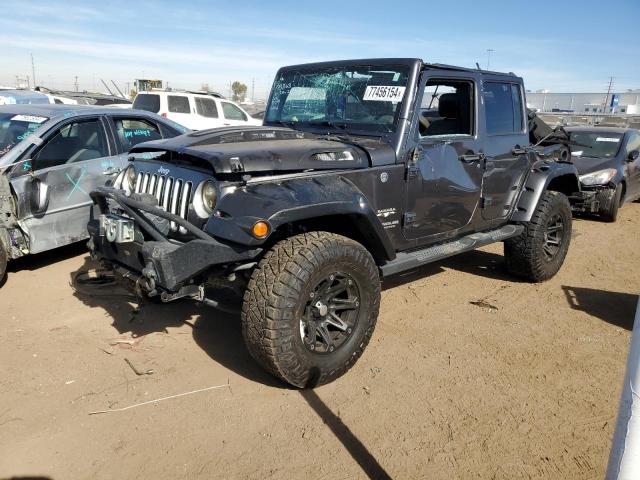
[251,78,255,102]
[486,49,494,70]
[31,53,36,88]
[74,76,79,92]
[603,76,614,113]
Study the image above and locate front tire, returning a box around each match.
[241,232,381,388]
[505,191,572,282]
[597,183,622,222]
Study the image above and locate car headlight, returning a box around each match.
[193,180,217,218]
[579,168,617,186]
[123,165,137,192]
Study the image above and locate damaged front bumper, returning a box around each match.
[88,186,262,297]
[568,185,613,213]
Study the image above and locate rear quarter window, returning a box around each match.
[133,94,160,113]
[114,117,162,151]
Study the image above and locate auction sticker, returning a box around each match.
[11,115,48,123]
[596,137,621,143]
[363,85,406,102]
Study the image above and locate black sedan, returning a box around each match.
[568,127,640,222]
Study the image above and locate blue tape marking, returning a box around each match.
[66,167,88,200]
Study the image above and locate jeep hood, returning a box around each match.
[129,126,396,174]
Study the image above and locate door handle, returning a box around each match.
[459,153,485,163]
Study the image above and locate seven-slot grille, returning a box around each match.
[134,172,192,234]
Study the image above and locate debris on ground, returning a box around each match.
[88,382,230,415]
[124,358,154,376]
[470,299,499,311]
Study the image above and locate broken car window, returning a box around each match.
[265,65,410,135]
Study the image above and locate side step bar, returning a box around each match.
[380,224,524,277]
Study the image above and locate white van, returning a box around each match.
[132,91,261,130]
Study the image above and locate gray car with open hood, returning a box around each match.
[0,104,188,282]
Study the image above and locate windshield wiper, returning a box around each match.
[308,120,349,132]
[271,120,298,129]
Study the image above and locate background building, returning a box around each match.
[526,91,640,114]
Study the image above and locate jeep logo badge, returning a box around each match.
[380,172,389,183]
[158,166,170,175]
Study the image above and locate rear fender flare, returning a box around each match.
[511,160,579,222]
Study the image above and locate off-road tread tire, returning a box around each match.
[0,231,7,285]
[241,231,380,388]
[504,191,572,282]
[597,183,622,222]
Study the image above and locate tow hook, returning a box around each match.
[139,262,158,295]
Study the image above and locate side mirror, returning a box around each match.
[28,177,49,215]
[628,150,639,162]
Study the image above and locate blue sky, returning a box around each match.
[1,0,638,98]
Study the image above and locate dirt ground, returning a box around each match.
[1,204,638,480]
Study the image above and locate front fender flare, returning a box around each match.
[205,174,395,261]
[511,160,580,222]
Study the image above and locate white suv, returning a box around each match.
[132,91,261,130]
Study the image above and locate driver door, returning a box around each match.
[404,74,484,240]
[10,116,118,253]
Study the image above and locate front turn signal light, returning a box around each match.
[252,221,270,239]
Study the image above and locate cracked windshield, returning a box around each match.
[265,65,410,134]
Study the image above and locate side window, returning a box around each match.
[418,79,474,138]
[195,97,219,118]
[114,117,162,151]
[221,102,248,121]
[511,84,523,132]
[168,95,191,114]
[33,119,108,170]
[626,132,640,155]
[484,82,524,135]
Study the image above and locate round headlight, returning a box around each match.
[126,165,137,188]
[201,181,217,212]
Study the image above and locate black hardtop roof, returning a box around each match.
[277,58,519,78]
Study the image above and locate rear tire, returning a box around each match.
[241,232,381,388]
[0,244,6,286]
[597,183,622,222]
[504,191,572,282]
[0,232,7,286]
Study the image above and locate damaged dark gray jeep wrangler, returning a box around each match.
[88,59,579,387]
